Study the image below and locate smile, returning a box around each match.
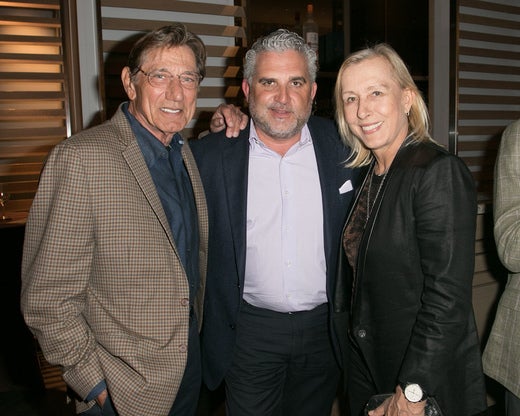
[361,121,383,132]
[161,107,181,114]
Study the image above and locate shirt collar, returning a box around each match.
[248,120,313,152]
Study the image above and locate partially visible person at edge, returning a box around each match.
[190,29,357,415]
[482,118,520,416]
[332,43,488,416]
[20,23,245,416]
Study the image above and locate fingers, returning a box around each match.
[209,104,248,138]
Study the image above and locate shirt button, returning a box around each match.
[180,298,189,307]
[179,344,187,353]
[357,329,366,338]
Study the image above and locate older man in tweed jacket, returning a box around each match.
[483,118,520,415]
[21,24,210,416]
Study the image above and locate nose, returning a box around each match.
[275,85,289,103]
[164,77,184,101]
[357,98,370,119]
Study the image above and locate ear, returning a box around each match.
[121,67,137,101]
[242,78,250,101]
[311,81,318,100]
[403,87,415,114]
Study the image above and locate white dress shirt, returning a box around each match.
[243,122,327,312]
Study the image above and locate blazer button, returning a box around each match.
[229,324,235,330]
[357,329,366,338]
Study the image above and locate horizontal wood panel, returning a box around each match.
[459,13,519,30]
[0,127,66,139]
[458,111,519,120]
[102,17,246,39]
[457,137,501,151]
[458,125,512,135]
[458,94,519,105]
[459,30,519,46]
[459,0,520,14]
[0,91,65,99]
[0,34,61,45]
[101,0,246,17]
[459,46,520,62]
[0,52,63,64]
[0,109,67,121]
[458,62,519,75]
[1,0,60,9]
[461,154,496,167]
[0,15,60,27]
[103,39,242,58]
[0,72,65,81]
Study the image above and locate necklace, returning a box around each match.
[366,167,388,222]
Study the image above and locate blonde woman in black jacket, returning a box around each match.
[333,43,487,416]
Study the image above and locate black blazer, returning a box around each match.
[191,116,357,390]
[335,140,487,416]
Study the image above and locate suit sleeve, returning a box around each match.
[21,142,104,399]
[494,120,520,273]
[398,154,477,393]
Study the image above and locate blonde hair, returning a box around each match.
[334,43,433,167]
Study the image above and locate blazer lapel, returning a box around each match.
[112,109,176,249]
[222,134,250,281]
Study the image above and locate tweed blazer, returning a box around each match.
[21,105,208,416]
[483,119,520,398]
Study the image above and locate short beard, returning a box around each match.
[249,101,312,140]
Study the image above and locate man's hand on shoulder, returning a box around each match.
[210,104,248,138]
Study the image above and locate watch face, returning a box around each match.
[404,383,423,402]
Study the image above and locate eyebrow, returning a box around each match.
[258,76,308,83]
[343,82,390,95]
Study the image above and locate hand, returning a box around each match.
[96,389,108,408]
[210,104,248,138]
[368,386,426,416]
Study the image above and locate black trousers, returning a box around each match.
[224,301,340,416]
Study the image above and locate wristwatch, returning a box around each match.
[400,382,427,403]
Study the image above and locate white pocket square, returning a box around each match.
[339,180,353,194]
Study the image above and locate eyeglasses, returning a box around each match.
[137,68,202,90]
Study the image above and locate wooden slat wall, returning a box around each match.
[0,0,67,213]
[99,0,247,139]
[455,0,520,202]
[454,1,519,361]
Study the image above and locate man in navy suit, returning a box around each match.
[190,29,356,415]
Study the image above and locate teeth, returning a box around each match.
[362,122,382,131]
[162,108,180,113]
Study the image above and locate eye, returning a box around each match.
[372,90,383,97]
[180,74,197,84]
[291,80,304,87]
[260,79,275,87]
[344,96,357,103]
[151,72,169,82]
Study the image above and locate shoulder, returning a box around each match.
[307,116,351,158]
[499,119,520,153]
[307,116,338,136]
[66,109,128,148]
[393,141,474,193]
[190,124,249,155]
[399,140,465,170]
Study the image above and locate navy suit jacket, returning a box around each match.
[190,116,356,390]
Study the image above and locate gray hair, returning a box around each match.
[243,29,318,83]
